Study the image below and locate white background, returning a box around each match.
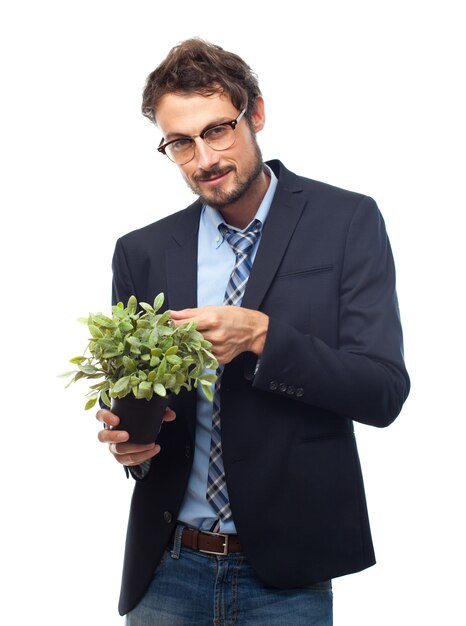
[1,2,465,625]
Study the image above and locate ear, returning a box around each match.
[250,96,266,133]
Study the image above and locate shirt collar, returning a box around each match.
[201,164,278,249]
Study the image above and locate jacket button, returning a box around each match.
[269,380,278,391]
[286,386,295,395]
[296,388,304,397]
[279,383,287,393]
[163,511,173,524]
[185,445,192,459]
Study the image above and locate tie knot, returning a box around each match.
[218,219,262,258]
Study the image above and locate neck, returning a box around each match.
[218,168,270,229]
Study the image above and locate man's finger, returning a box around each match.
[170,309,198,328]
[170,308,196,318]
[109,442,156,456]
[111,444,161,466]
[98,428,129,444]
[96,409,120,427]
[163,407,177,422]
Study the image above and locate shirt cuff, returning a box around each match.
[126,459,152,479]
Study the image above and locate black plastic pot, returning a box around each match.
[111,393,171,444]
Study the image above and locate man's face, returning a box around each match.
[155,92,265,210]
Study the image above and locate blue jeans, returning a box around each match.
[125,542,333,625]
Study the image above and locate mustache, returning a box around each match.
[193,166,234,183]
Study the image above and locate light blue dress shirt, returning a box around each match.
[177,165,278,533]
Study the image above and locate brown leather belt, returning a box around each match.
[181,527,242,555]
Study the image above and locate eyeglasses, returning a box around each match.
[157,108,247,165]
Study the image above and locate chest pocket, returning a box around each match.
[276,264,334,279]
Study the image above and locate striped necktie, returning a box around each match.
[206,218,262,520]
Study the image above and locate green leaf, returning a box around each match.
[127,295,137,315]
[84,396,98,410]
[157,310,171,326]
[153,383,167,397]
[78,363,99,375]
[157,357,167,379]
[92,314,115,328]
[140,302,155,314]
[102,348,123,358]
[160,337,174,352]
[164,374,176,389]
[148,327,158,347]
[204,356,218,370]
[127,335,141,355]
[166,354,182,366]
[101,389,111,407]
[112,375,131,394]
[179,320,195,333]
[123,356,136,372]
[88,325,104,338]
[66,371,85,387]
[139,381,152,393]
[118,321,133,333]
[158,326,174,338]
[153,292,164,312]
[112,305,127,319]
[89,380,107,390]
[69,356,86,364]
[200,381,214,402]
[175,372,186,385]
[200,373,217,383]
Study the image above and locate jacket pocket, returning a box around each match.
[277,264,334,279]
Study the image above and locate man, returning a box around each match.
[96,38,410,625]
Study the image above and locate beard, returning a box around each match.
[185,137,264,210]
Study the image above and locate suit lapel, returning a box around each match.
[165,200,202,312]
[242,161,306,312]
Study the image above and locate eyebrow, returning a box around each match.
[164,116,236,142]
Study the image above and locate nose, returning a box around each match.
[192,137,220,170]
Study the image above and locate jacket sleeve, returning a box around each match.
[112,237,138,306]
[252,196,410,428]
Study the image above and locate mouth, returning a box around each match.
[195,168,233,187]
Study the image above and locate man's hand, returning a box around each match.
[96,407,176,466]
[170,306,269,364]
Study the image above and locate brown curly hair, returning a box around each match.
[141,38,261,126]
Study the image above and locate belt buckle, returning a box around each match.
[199,530,229,556]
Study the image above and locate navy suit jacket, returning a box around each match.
[111,160,410,615]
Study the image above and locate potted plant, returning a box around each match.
[62,293,218,443]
